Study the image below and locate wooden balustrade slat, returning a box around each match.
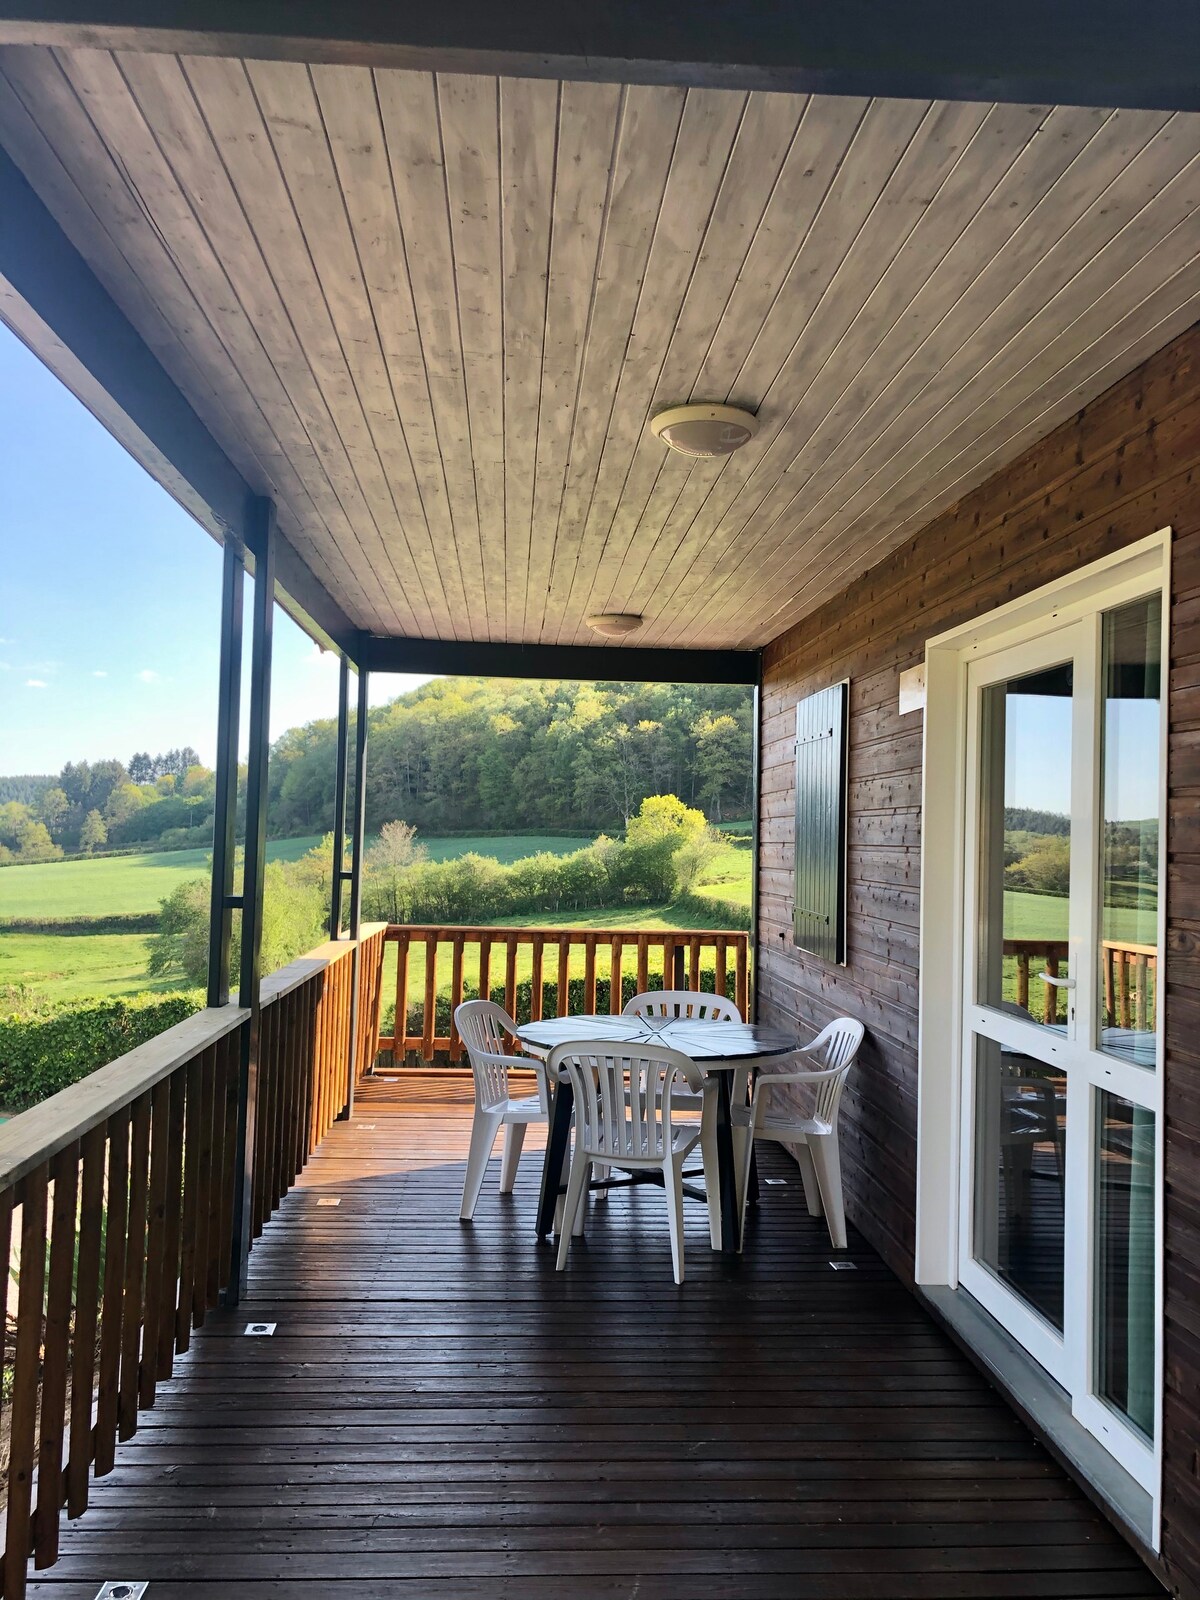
[1118,950,1130,1031]
[191,1047,216,1330]
[636,934,649,996]
[177,1052,205,1347]
[0,1187,11,1450]
[504,936,518,1022]
[213,1033,238,1307]
[118,1093,151,1441]
[610,937,623,1015]
[715,937,727,1001]
[422,935,438,1063]
[6,1164,48,1600]
[449,937,465,1060]
[1136,953,1150,1033]
[689,936,701,992]
[34,1144,78,1568]
[556,937,569,1019]
[94,1105,129,1475]
[156,1070,185,1383]
[735,938,748,1018]
[478,937,492,1019]
[393,930,410,1064]
[138,1080,170,1412]
[66,1125,104,1519]
[530,937,545,1023]
[584,936,597,1014]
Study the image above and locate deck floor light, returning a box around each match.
[94,1583,147,1599]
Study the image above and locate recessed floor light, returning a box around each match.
[244,1322,276,1336]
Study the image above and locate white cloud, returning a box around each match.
[25,678,47,689]
[92,669,108,678]
[136,668,159,684]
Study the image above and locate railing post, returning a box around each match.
[329,656,350,940]
[339,663,371,1115]
[228,497,275,1305]
[748,666,762,1020]
[207,537,244,1007]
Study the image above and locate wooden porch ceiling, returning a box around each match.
[1,49,1200,650]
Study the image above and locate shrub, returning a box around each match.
[0,991,203,1110]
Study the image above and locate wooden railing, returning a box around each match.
[1003,937,1157,1031]
[0,924,388,1597]
[379,924,750,1064]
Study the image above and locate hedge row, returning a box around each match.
[0,913,159,935]
[0,991,202,1111]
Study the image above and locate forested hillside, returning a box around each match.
[270,678,753,837]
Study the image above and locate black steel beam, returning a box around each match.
[365,636,761,687]
[329,657,351,940]
[228,497,275,1304]
[0,146,362,661]
[0,1,1197,111]
[206,538,245,1008]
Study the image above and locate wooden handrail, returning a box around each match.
[999,936,1157,1031]
[0,923,390,1598]
[378,923,751,1065]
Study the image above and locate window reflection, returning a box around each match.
[973,1036,1065,1330]
[1096,1092,1156,1438]
[1098,596,1161,1069]
[978,665,1073,1029]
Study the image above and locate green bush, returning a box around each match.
[0,913,159,935]
[0,991,203,1110]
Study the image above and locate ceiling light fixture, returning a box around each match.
[585,613,644,638]
[649,402,758,458]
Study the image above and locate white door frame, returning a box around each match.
[915,528,1170,1526]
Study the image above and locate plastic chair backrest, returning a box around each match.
[455,999,528,1111]
[797,1017,864,1126]
[623,989,742,1023]
[548,1041,702,1161]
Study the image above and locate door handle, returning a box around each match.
[1040,973,1075,988]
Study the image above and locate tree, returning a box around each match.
[128,751,154,785]
[15,819,63,862]
[365,820,427,921]
[80,809,108,853]
[693,711,742,822]
[104,782,150,828]
[39,786,69,838]
[0,801,32,850]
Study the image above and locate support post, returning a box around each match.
[207,538,244,1007]
[228,498,275,1305]
[340,665,371,1116]
[329,656,350,939]
[748,669,763,1022]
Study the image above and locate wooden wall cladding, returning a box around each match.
[757,320,1200,1597]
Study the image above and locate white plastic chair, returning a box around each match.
[549,1040,719,1284]
[736,1018,864,1250]
[623,989,743,1024]
[623,989,744,1113]
[455,999,551,1221]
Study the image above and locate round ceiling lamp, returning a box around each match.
[649,402,758,458]
[585,613,644,638]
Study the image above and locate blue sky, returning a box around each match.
[0,327,427,776]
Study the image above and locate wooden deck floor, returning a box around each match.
[33,1072,1160,1599]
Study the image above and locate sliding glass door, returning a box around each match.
[958,591,1163,1488]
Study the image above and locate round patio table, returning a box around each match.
[516,1014,797,1253]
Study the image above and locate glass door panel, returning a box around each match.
[972,1036,1066,1330]
[976,663,1074,1030]
[1095,1091,1156,1439]
[1098,595,1162,1070]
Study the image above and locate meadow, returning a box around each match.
[0,832,700,999]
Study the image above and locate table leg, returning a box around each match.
[537,1077,573,1239]
[715,1071,739,1254]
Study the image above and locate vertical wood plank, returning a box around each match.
[66,1125,105,1519]
[530,936,545,1023]
[478,936,492,1012]
[689,936,701,992]
[556,936,570,1018]
[715,936,728,1004]
[118,1092,151,1440]
[94,1107,129,1475]
[33,1146,78,1567]
[584,935,597,1013]
[609,936,624,1014]
[177,1051,205,1349]
[393,930,411,1061]
[504,935,518,1021]
[422,934,438,1062]
[138,1079,170,1411]
[449,936,465,1060]
[735,936,749,1019]
[6,1166,48,1599]
[156,1068,186,1382]
[0,1188,13,1496]
[636,934,649,997]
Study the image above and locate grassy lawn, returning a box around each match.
[420,835,592,864]
[0,931,181,1001]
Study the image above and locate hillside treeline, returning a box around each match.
[270,678,752,837]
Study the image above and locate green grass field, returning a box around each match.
[0,931,179,1001]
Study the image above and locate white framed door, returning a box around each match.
[955,583,1164,1492]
